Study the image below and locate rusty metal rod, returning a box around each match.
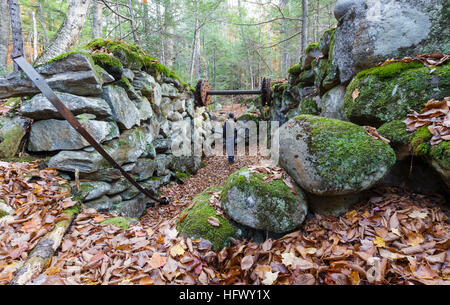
[207,90,262,96]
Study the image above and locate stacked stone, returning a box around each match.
[8,49,212,218]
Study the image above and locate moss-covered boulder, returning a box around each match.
[344,61,450,127]
[177,186,235,250]
[410,127,450,188]
[278,115,396,195]
[220,168,308,233]
[378,120,413,160]
[0,117,27,158]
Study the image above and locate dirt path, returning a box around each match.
[140,154,266,227]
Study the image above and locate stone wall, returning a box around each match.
[0,41,214,218]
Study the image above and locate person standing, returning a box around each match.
[224,113,236,164]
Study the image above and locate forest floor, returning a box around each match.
[1,153,449,285]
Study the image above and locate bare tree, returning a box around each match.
[300,0,308,56]
[31,10,38,61]
[35,0,92,65]
[38,0,49,46]
[0,0,11,73]
[237,0,254,89]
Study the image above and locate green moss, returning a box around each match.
[312,58,330,88]
[101,217,136,230]
[430,141,450,170]
[237,113,260,122]
[357,61,424,79]
[63,204,80,218]
[344,62,450,126]
[0,156,37,163]
[410,126,433,156]
[91,53,123,79]
[288,63,303,76]
[177,186,235,250]
[305,42,319,54]
[298,97,320,115]
[0,210,7,218]
[220,168,297,206]
[377,120,412,145]
[86,38,144,70]
[294,115,396,188]
[39,50,92,66]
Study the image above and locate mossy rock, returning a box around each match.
[177,186,235,250]
[288,63,303,76]
[410,127,450,188]
[311,58,330,89]
[220,168,308,233]
[344,61,450,127]
[305,42,319,55]
[298,97,320,115]
[278,115,396,195]
[85,38,188,88]
[0,117,26,158]
[237,113,260,122]
[91,53,124,80]
[378,120,412,146]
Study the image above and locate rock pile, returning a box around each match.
[0,40,213,218]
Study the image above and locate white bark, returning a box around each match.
[0,0,10,73]
[92,0,103,38]
[35,0,92,65]
[32,11,38,61]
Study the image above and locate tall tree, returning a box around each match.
[300,0,308,56]
[35,0,92,65]
[0,0,11,74]
[8,0,24,72]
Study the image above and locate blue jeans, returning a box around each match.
[228,156,234,163]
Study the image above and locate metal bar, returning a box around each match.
[207,90,262,96]
[12,56,168,205]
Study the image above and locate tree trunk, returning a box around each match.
[237,0,254,89]
[92,0,103,38]
[35,0,92,65]
[314,0,320,42]
[300,0,308,55]
[8,0,24,72]
[127,0,139,45]
[32,11,38,61]
[163,0,174,67]
[156,0,164,64]
[0,0,11,74]
[38,0,49,46]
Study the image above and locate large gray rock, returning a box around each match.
[113,194,149,218]
[84,195,121,212]
[333,0,449,82]
[20,92,112,120]
[278,115,396,196]
[0,117,27,158]
[101,86,140,130]
[77,181,112,201]
[136,97,154,122]
[28,119,119,152]
[0,52,103,99]
[48,127,146,173]
[161,83,179,98]
[221,168,308,233]
[320,85,347,120]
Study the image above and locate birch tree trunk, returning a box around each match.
[31,11,38,61]
[35,0,92,65]
[0,0,11,74]
[92,0,103,38]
